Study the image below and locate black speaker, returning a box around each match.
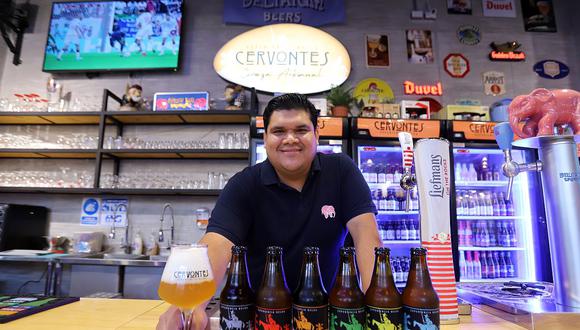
[0,204,49,251]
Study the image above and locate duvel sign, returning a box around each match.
[213,24,351,94]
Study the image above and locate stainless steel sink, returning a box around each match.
[100,253,149,260]
[147,255,168,261]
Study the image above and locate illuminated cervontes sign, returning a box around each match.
[213,24,351,94]
[403,81,443,96]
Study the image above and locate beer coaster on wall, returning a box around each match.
[533,60,570,79]
[482,71,506,96]
[443,53,470,78]
[406,30,434,64]
[457,25,480,45]
[366,34,390,68]
[447,0,472,15]
[482,0,516,17]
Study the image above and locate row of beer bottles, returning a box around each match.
[220,245,439,330]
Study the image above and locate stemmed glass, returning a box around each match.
[158,244,216,329]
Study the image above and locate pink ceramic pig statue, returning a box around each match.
[508,88,580,138]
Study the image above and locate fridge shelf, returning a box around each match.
[460,278,523,283]
[377,211,419,215]
[459,247,525,251]
[455,181,512,188]
[457,216,524,220]
[383,240,420,244]
[366,182,404,188]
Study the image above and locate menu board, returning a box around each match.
[0,296,79,323]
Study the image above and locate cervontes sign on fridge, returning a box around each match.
[249,116,349,165]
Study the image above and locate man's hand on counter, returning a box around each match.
[156,305,209,330]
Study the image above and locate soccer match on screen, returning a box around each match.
[43,0,183,72]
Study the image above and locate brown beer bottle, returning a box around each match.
[329,247,365,330]
[293,247,328,330]
[365,247,403,329]
[255,246,292,330]
[402,247,440,330]
[220,246,254,329]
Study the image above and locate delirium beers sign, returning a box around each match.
[213,24,351,94]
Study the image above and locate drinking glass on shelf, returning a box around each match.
[233,133,242,149]
[218,133,226,149]
[241,132,249,149]
[226,133,234,149]
[158,244,216,329]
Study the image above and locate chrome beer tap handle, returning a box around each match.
[494,123,542,200]
[398,132,416,212]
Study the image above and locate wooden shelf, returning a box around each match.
[0,187,222,196]
[101,149,249,159]
[104,110,251,124]
[0,149,97,158]
[0,112,102,124]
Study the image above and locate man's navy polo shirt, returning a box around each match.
[206,152,376,292]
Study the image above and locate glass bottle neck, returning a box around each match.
[297,254,325,290]
[337,254,360,289]
[370,254,396,289]
[227,252,250,288]
[407,254,433,289]
[261,254,287,288]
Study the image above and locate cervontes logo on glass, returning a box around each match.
[173,270,210,280]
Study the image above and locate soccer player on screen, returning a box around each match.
[158,13,178,55]
[57,14,86,61]
[135,8,154,56]
[109,23,127,56]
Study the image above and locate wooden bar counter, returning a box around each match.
[1,298,525,329]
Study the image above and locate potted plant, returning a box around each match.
[326,85,354,117]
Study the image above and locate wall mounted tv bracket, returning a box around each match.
[0,1,35,66]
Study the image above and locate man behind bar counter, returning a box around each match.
[157,93,381,329]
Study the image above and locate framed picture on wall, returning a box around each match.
[406,30,434,64]
[521,0,557,32]
[366,34,390,67]
[447,0,472,15]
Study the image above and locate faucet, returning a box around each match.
[493,122,542,200]
[108,203,131,254]
[158,203,175,250]
[398,132,417,212]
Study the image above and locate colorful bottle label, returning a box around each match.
[220,303,253,329]
[403,306,439,330]
[366,305,403,330]
[255,306,291,330]
[329,305,365,330]
[292,304,328,330]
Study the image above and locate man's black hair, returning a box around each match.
[263,93,318,131]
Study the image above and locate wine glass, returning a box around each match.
[158,244,216,329]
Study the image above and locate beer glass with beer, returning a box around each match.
[158,244,216,328]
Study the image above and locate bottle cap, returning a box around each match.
[231,246,247,254]
[340,247,356,255]
[374,247,391,255]
[266,246,283,254]
[303,246,320,255]
[410,247,427,256]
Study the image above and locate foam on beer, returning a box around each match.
[161,247,214,284]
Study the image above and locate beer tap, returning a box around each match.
[158,203,175,250]
[493,122,542,200]
[398,132,416,212]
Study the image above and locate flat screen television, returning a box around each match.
[43,0,183,72]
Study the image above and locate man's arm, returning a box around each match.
[347,212,382,293]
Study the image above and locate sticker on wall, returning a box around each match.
[80,198,101,226]
[483,71,506,96]
[448,0,472,15]
[482,0,516,17]
[353,78,395,108]
[457,25,481,45]
[406,30,434,64]
[100,199,128,227]
[489,41,525,61]
[533,60,570,79]
[444,53,470,78]
[522,0,557,32]
[366,34,390,68]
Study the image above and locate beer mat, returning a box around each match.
[0,296,80,323]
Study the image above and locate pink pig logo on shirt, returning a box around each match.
[321,205,336,219]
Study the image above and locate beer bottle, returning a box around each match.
[402,248,440,330]
[365,247,403,330]
[293,247,328,330]
[220,246,254,330]
[255,246,292,330]
[329,247,365,330]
